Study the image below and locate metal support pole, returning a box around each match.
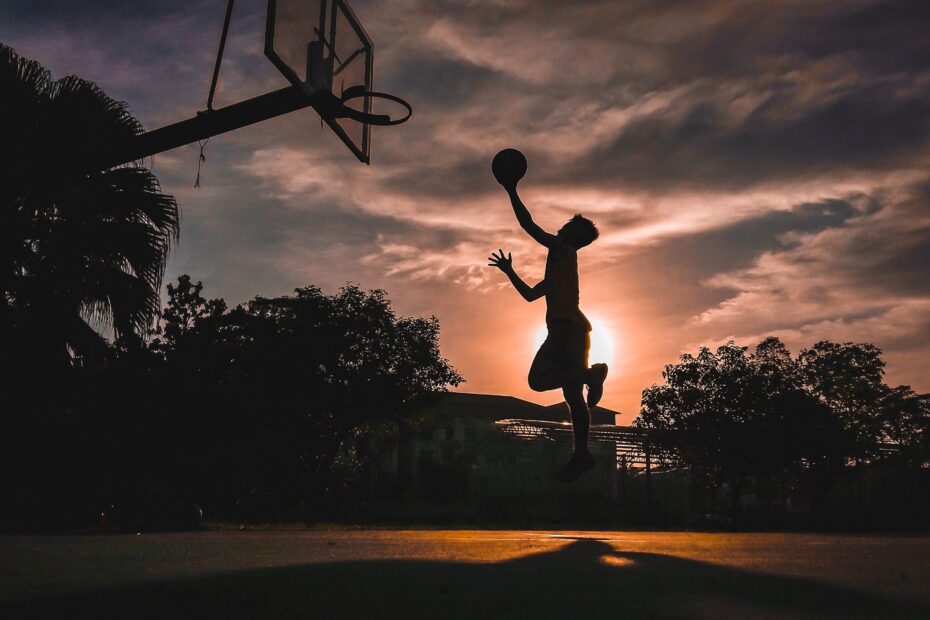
[619,455,626,514]
[645,447,652,523]
[207,0,236,111]
[107,86,313,168]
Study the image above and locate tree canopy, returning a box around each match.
[635,337,929,514]
[24,277,464,525]
[1,44,178,371]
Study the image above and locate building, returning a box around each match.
[367,392,661,523]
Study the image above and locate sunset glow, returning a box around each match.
[533,316,615,370]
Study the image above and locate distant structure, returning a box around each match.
[367,393,669,523]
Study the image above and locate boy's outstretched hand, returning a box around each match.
[488,249,513,273]
[488,249,544,302]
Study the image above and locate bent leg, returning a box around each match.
[529,325,593,392]
[527,364,562,392]
[528,346,563,392]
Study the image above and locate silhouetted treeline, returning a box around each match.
[0,45,464,531]
[3,276,462,531]
[634,338,930,529]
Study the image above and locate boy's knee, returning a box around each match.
[528,369,557,392]
[528,375,548,392]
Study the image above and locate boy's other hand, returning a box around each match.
[488,249,513,273]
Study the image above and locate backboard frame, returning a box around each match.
[106,0,409,171]
[264,0,374,164]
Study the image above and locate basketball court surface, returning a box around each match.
[3,530,930,618]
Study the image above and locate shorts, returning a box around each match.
[531,320,590,380]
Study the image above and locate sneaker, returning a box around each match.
[556,452,596,483]
[586,363,609,408]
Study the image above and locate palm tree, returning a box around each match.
[1,44,179,364]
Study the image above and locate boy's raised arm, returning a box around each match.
[507,186,557,248]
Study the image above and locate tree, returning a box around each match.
[124,278,464,520]
[153,275,226,346]
[881,385,930,468]
[798,341,887,458]
[0,44,178,369]
[0,46,178,528]
[635,339,847,515]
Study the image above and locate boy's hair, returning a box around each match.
[567,214,599,249]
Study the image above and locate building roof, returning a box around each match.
[427,392,618,425]
[543,402,617,425]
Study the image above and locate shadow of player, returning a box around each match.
[4,537,928,619]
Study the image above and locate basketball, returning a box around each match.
[492,148,527,187]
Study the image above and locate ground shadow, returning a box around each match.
[4,538,928,619]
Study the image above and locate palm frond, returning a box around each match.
[44,75,142,173]
[99,167,180,241]
[80,266,160,339]
[2,45,180,354]
[0,45,51,186]
[0,43,51,105]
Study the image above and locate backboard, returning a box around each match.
[265,0,373,163]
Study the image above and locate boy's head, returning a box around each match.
[557,214,599,249]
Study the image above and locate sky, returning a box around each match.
[3,0,929,422]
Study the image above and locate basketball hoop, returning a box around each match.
[315,86,411,126]
[106,0,411,168]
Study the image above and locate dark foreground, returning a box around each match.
[3,530,930,619]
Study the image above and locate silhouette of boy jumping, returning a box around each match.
[489,173,608,482]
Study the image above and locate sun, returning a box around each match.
[533,316,615,367]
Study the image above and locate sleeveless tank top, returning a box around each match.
[544,242,591,331]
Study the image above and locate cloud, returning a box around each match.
[365,0,930,195]
[691,182,930,389]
